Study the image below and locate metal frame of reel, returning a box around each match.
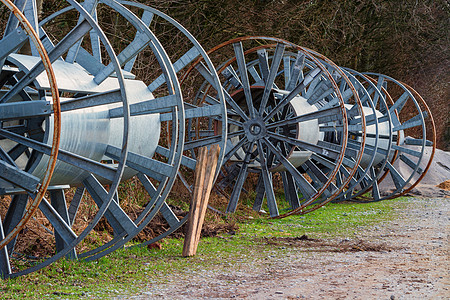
[0,0,136,278]
[183,36,370,218]
[0,0,228,277]
[191,37,435,217]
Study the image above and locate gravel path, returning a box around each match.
[127,198,449,299]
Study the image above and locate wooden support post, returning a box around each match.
[183,144,220,257]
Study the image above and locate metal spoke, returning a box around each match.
[105,145,174,181]
[156,145,196,170]
[265,67,321,121]
[68,187,85,226]
[404,137,432,146]
[0,100,50,121]
[184,135,223,151]
[252,174,266,212]
[223,137,248,164]
[61,89,122,112]
[388,92,409,114]
[0,129,117,181]
[263,138,317,199]
[304,160,333,187]
[259,43,285,114]
[94,33,151,84]
[65,0,98,63]
[281,171,300,209]
[83,175,137,235]
[304,74,322,99]
[7,143,28,161]
[110,95,178,118]
[195,62,249,121]
[2,194,28,254]
[124,10,154,72]
[370,167,381,201]
[286,51,305,92]
[222,65,242,88]
[283,56,291,87]
[399,154,422,174]
[372,76,385,107]
[0,160,40,192]
[267,131,341,160]
[0,28,28,61]
[256,140,279,217]
[184,128,244,151]
[257,48,270,81]
[0,19,92,104]
[248,65,262,84]
[89,9,101,63]
[0,217,11,277]
[225,142,255,213]
[49,189,77,259]
[159,202,181,228]
[38,198,78,245]
[384,161,406,190]
[148,46,200,92]
[392,145,422,158]
[392,113,426,132]
[160,104,223,121]
[266,106,342,129]
[233,42,255,118]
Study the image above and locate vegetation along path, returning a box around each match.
[0,197,448,299]
[129,197,449,299]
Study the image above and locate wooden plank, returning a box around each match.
[194,144,220,249]
[182,144,220,256]
[182,147,207,257]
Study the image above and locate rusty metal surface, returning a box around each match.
[393,81,436,197]
[0,0,61,251]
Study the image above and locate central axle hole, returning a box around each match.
[250,124,261,135]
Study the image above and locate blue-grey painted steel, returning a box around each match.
[49,189,77,259]
[0,218,11,278]
[0,160,40,192]
[0,100,50,120]
[0,28,28,61]
[1,0,132,278]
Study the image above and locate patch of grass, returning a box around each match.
[0,197,410,299]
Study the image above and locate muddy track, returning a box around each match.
[128,198,449,299]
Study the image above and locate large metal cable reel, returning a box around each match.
[228,48,370,218]
[33,0,227,263]
[64,0,227,259]
[0,0,131,278]
[347,73,435,202]
[0,0,188,277]
[0,0,61,276]
[181,37,368,218]
[331,67,394,203]
[33,0,186,269]
[287,61,381,214]
[394,81,436,198]
[278,51,371,217]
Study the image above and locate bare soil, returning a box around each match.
[127,197,449,299]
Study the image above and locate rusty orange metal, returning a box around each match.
[0,0,61,250]
[393,81,436,197]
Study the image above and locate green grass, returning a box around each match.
[0,197,410,299]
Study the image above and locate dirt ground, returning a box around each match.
[126,197,449,299]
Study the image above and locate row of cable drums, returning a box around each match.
[0,1,435,277]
